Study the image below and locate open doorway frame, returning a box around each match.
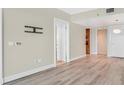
[85,28,91,55]
[54,18,70,66]
[0,8,3,85]
[97,29,107,55]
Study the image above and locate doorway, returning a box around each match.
[54,18,70,66]
[97,29,107,55]
[85,28,90,55]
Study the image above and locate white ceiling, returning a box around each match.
[58,8,124,27]
[73,13,124,27]
[58,8,97,15]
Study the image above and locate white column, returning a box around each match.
[90,28,97,54]
[0,8,3,84]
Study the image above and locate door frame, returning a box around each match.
[54,18,70,66]
[97,29,107,55]
[85,28,91,55]
[0,8,3,84]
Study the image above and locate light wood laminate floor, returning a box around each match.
[5,55,124,85]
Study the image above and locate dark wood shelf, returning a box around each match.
[24,25,43,34]
[25,31,43,34]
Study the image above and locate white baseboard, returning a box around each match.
[0,78,3,85]
[70,55,86,62]
[91,52,97,54]
[4,64,56,83]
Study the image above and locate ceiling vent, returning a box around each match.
[106,8,114,13]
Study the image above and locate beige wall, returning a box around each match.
[3,8,85,78]
[70,23,85,59]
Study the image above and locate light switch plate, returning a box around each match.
[15,42,22,46]
[8,42,14,46]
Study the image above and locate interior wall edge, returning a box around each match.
[0,8,3,85]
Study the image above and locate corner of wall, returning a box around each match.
[4,64,56,83]
[70,54,86,62]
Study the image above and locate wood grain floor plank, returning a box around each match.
[5,55,124,85]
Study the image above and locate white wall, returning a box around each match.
[70,23,85,59]
[107,24,124,57]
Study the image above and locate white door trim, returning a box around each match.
[54,18,70,66]
[90,28,98,55]
[0,8,3,84]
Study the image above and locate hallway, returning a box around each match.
[5,55,124,85]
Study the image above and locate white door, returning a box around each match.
[56,22,67,62]
[54,18,70,64]
[56,24,61,60]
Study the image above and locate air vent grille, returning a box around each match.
[106,8,114,13]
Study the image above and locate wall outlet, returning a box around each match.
[15,42,22,46]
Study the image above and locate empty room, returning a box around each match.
[1,8,124,85]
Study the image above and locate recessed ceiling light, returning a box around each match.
[113,29,121,34]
